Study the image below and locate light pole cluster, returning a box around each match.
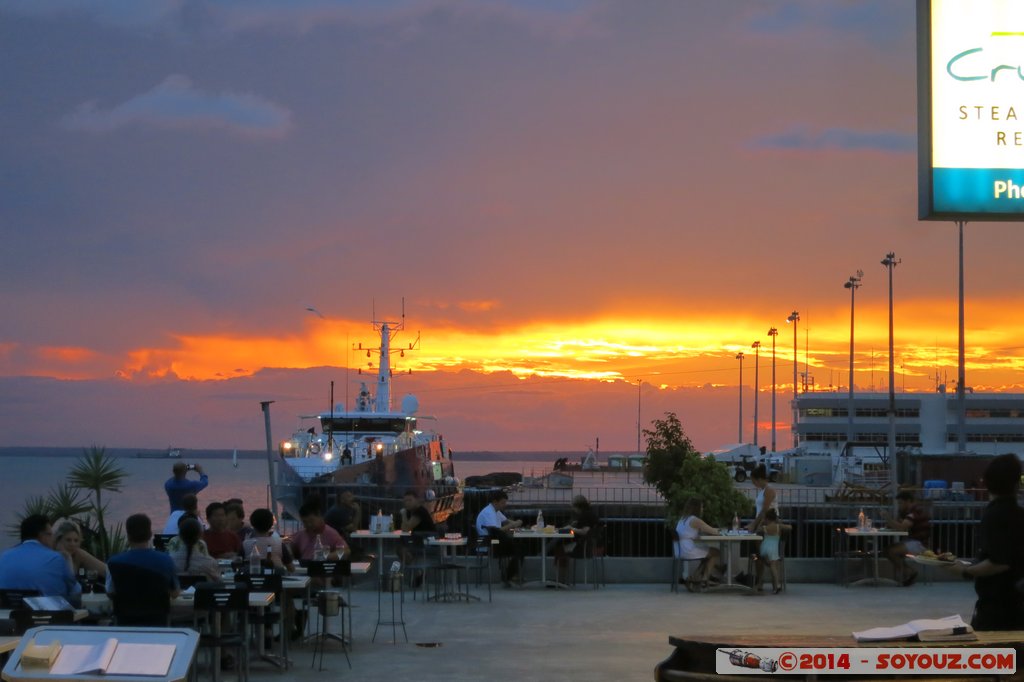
[786,311,800,448]
[735,352,744,443]
[844,272,863,451]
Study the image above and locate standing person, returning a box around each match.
[674,497,721,586]
[885,490,931,586]
[747,465,778,533]
[475,490,524,588]
[164,462,208,519]
[0,514,81,605]
[949,453,1024,630]
[203,502,243,559]
[754,509,791,594]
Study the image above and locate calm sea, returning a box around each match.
[0,447,576,551]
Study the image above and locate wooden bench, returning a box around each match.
[654,631,1024,681]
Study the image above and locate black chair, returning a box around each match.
[574,522,607,589]
[466,527,494,602]
[668,528,707,593]
[177,574,214,590]
[0,589,41,609]
[235,572,288,668]
[305,560,351,670]
[108,563,172,626]
[10,608,74,635]
[194,584,250,682]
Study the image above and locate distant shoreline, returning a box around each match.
[0,446,592,462]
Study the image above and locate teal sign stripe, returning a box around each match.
[934,167,1024,213]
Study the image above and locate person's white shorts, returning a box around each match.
[904,539,927,555]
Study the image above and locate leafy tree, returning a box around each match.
[643,412,751,526]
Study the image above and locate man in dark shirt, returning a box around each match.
[203,502,242,559]
[106,514,180,598]
[885,491,931,586]
[950,453,1024,630]
[324,490,362,537]
[396,490,435,580]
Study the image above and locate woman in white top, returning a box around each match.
[748,465,778,533]
[673,497,721,583]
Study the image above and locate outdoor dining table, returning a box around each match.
[423,537,477,602]
[2,625,199,682]
[0,638,18,655]
[843,527,907,586]
[510,528,574,589]
[698,533,762,592]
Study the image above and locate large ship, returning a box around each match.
[272,312,462,524]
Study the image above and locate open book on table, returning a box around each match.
[853,615,977,642]
[48,638,175,676]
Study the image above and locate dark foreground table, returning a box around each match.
[654,631,1024,681]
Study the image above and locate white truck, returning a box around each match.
[707,443,782,483]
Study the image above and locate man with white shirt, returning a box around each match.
[475,490,523,587]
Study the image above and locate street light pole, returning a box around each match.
[882,252,901,514]
[768,327,778,452]
[636,379,642,456]
[736,352,745,443]
[956,221,967,453]
[751,341,761,447]
[844,271,863,454]
[787,311,800,448]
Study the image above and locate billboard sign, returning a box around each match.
[919,0,1024,220]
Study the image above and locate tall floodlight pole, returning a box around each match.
[768,327,778,452]
[956,221,967,453]
[882,252,900,514]
[786,311,800,448]
[636,379,642,456]
[736,352,745,442]
[751,341,761,447]
[844,271,863,454]
[260,401,279,518]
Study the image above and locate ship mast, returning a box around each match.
[357,299,419,413]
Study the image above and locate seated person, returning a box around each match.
[289,501,350,563]
[106,514,181,625]
[54,519,107,581]
[0,514,81,606]
[674,497,721,585]
[224,499,253,543]
[163,493,203,535]
[551,495,599,584]
[325,490,362,537]
[243,508,294,574]
[886,490,931,586]
[475,490,524,587]
[203,502,243,559]
[396,490,436,587]
[168,517,221,584]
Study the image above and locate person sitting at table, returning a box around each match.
[475,490,524,588]
[224,499,253,543]
[106,513,180,599]
[674,497,722,586]
[168,517,221,584]
[0,514,81,606]
[754,509,790,594]
[203,501,243,559]
[162,493,203,535]
[243,508,294,574]
[395,490,437,587]
[551,495,600,585]
[289,500,350,563]
[325,489,362,537]
[54,519,107,581]
[884,490,931,587]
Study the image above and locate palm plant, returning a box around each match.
[68,445,128,558]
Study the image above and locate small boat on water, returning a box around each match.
[136,447,183,459]
[273,312,462,524]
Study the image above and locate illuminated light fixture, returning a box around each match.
[324,451,333,461]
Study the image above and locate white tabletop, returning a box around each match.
[511,529,574,539]
[425,537,468,546]
[82,591,273,610]
[699,534,762,542]
[844,528,908,537]
[351,530,410,539]
[0,609,89,623]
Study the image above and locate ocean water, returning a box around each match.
[0,448,574,551]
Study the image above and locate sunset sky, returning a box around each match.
[3,1,1024,454]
